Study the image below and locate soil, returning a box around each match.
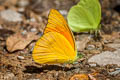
[0,0,120,80]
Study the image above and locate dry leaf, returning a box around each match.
[6,32,39,52]
[70,74,89,80]
[76,37,90,51]
[88,74,96,80]
[0,6,5,11]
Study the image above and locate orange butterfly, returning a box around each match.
[32,9,78,64]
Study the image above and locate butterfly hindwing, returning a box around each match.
[32,32,76,64]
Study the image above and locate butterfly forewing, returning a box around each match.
[44,9,76,50]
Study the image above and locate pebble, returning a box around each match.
[103,39,109,44]
[30,18,36,22]
[37,16,43,22]
[17,0,29,7]
[0,9,22,22]
[59,10,67,16]
[3,73,15,80]
[89,63,97,67]
[109,69,120,76]
[86,45,95,50]
[18,7,25,12]
[31,28,37,32]
[116,68,120,70]
[21,30,27,35]
[17,56,24,60]
[109,69,115,72]
[73,68,81,73]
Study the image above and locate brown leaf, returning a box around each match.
[88,72,98,80]
[88,74,96,80]
[0,6,5,11]
[70,74,89,80]
[6,32,40,52]
[76,37,90,51]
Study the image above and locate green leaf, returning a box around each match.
[67,0,101,32]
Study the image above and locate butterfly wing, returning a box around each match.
[32,32,77,64]
[44,9,76,50]
[32,9,77,64]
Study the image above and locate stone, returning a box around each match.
[17,0,29,7]
[59,10,67,16]
[0,9,22,22]
[30,28,37,32]
[89,63,97,67]
[86,45,95,50]
[17,56,24,60]
[30,18,36,22]
[109,69,120,76]
[18,8,25,12]
[3,73,15,80]
[88,49,120,66]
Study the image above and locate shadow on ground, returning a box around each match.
[24,65,75,73]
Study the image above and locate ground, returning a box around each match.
[0,0,120,80]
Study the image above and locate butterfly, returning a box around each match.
[67,0,101,32]
[32,9,78,64]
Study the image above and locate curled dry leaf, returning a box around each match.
[6,32,40,52]
[70,74,89,80]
